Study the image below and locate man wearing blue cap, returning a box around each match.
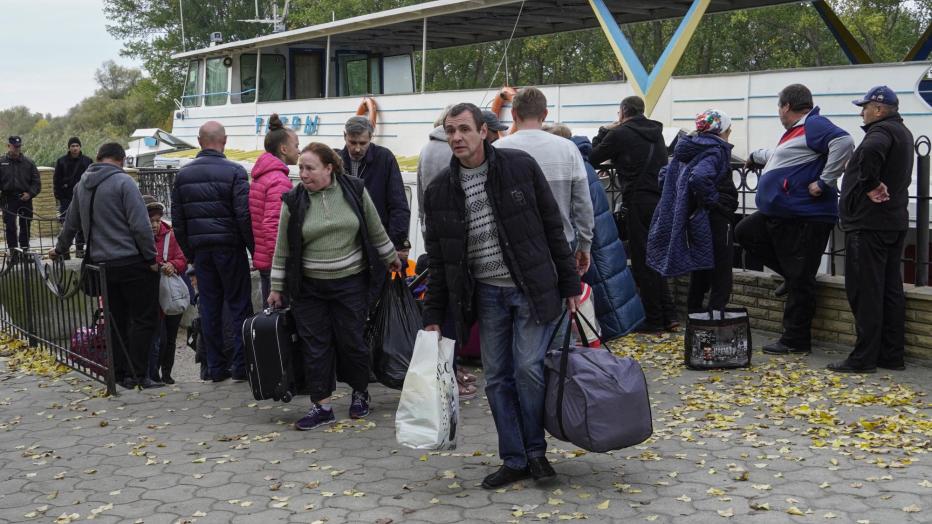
[0,136,41,257]
[829,86,914,373]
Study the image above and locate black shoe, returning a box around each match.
[773,282,788,297]
[481,465,531,490]
[635,323,665,334]
[528,457,556,483]
[120,377,137,390]
[138,377,165,389]
[877,361,906,371]
[232,372,248,383]
[762,340,810,355]
[162,375,176,385]
[665,320,681,332]
[212,371,232,383]
[826,360,876,374]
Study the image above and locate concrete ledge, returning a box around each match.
[673,269,932,364]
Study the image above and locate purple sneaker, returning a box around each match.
[294,404,335,431]
[349,390,371,419]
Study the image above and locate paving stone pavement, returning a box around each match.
[0,331,930,524]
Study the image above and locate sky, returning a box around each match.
[0,0,141,116]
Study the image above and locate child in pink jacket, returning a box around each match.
[249,114,299,303]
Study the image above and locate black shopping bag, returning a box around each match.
[684,307,752,370]
[364,274,421,389]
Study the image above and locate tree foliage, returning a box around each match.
[0,62,173,167]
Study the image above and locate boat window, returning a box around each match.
[240,53,286,103]
[291,50,323,100]
[382,54,414,94]
[338,53,371,96]
[182,60,202,107]
[369,58,381,95]
[205,57,228,106]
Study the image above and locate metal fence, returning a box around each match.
[136,168,179,218]
[601,135,932,286]
[0,249,117,394]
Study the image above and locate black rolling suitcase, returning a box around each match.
[242,308,300,402]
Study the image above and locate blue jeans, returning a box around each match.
[194,249,253,379]
[476,282,556,470]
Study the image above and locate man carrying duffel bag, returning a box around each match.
[545,311,653,452]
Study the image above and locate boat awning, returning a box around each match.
[173,0,799,59]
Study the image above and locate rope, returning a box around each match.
[479,0,526,108]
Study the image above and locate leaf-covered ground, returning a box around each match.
[0,330,929,523]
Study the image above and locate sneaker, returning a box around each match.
[349,390,371,419]
[773,282,788,297]
[138,377,165,389]
[481,465,530,489]
[762,340,810,355]
[295,404,335,431]
[212,371,232,383]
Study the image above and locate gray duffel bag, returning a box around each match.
[544,312,653,453]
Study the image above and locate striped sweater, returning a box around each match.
[270,176,395,290]
[750,107,854,222]
[461,162,514,287]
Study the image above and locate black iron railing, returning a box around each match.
[600,135,932,286]
[0,250,117,394]
[137,168,179,217]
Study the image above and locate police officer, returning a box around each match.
[0,136,41,258]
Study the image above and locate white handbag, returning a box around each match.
[395,330,459,450]
[158,230,190,316]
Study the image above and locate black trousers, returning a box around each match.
[844,230,906,368]
[734,212,832,350]
[157,314,183,379]
[626,197,676,327]
[291,273,370,403]
[688,211,734,312]
[107,263,160,381]
[3,198,32,250]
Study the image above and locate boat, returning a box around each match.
[163,0,932,258]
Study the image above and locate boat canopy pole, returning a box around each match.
[588,0,710,116]
[325,35,331,97]
[904,23,932,62]
[255,47,262,148]
[421,17,428,94]
[810,0,872,65]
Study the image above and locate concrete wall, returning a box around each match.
[672,270,932,364]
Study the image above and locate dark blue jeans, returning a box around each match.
[475,282,556,470]
[3,198,32,250]
[194,249,253,379]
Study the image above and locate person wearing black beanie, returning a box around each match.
[53,136,92,257]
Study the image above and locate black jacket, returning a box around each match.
[338,143,410,248]
[590,115,669,203]
[53,153,93,201]
[423,144,580,343]
[280,173,380,299]
[840,114,914,232]
[0,154,40,198]
[171,149,254,259]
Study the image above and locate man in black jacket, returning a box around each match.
[423,103,580,489]
[590,96,675,331]
[53,137,93,258]
[0,136,41,256]
[829,86,914,373]
[338,116,411,305]
[171,121,254,383]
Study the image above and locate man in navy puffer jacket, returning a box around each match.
[172,121,254,383]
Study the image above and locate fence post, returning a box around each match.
[97,264,118,396]
[916,136,930,287]
[19,249,37,346]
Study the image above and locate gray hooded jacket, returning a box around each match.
[56,162,156,266]
[416,126,452,228]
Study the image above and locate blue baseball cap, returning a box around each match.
[852,86,898,107]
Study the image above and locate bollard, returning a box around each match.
[916,136,931,287]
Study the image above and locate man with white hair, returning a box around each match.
[171,121,254,383]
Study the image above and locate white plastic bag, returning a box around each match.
[158,231,190,315]
[396,330,459,450]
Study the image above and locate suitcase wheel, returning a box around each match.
[281,391,293,403]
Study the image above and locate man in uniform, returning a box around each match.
[0,136,41,259]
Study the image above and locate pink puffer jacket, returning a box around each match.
[249,152,294,270]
